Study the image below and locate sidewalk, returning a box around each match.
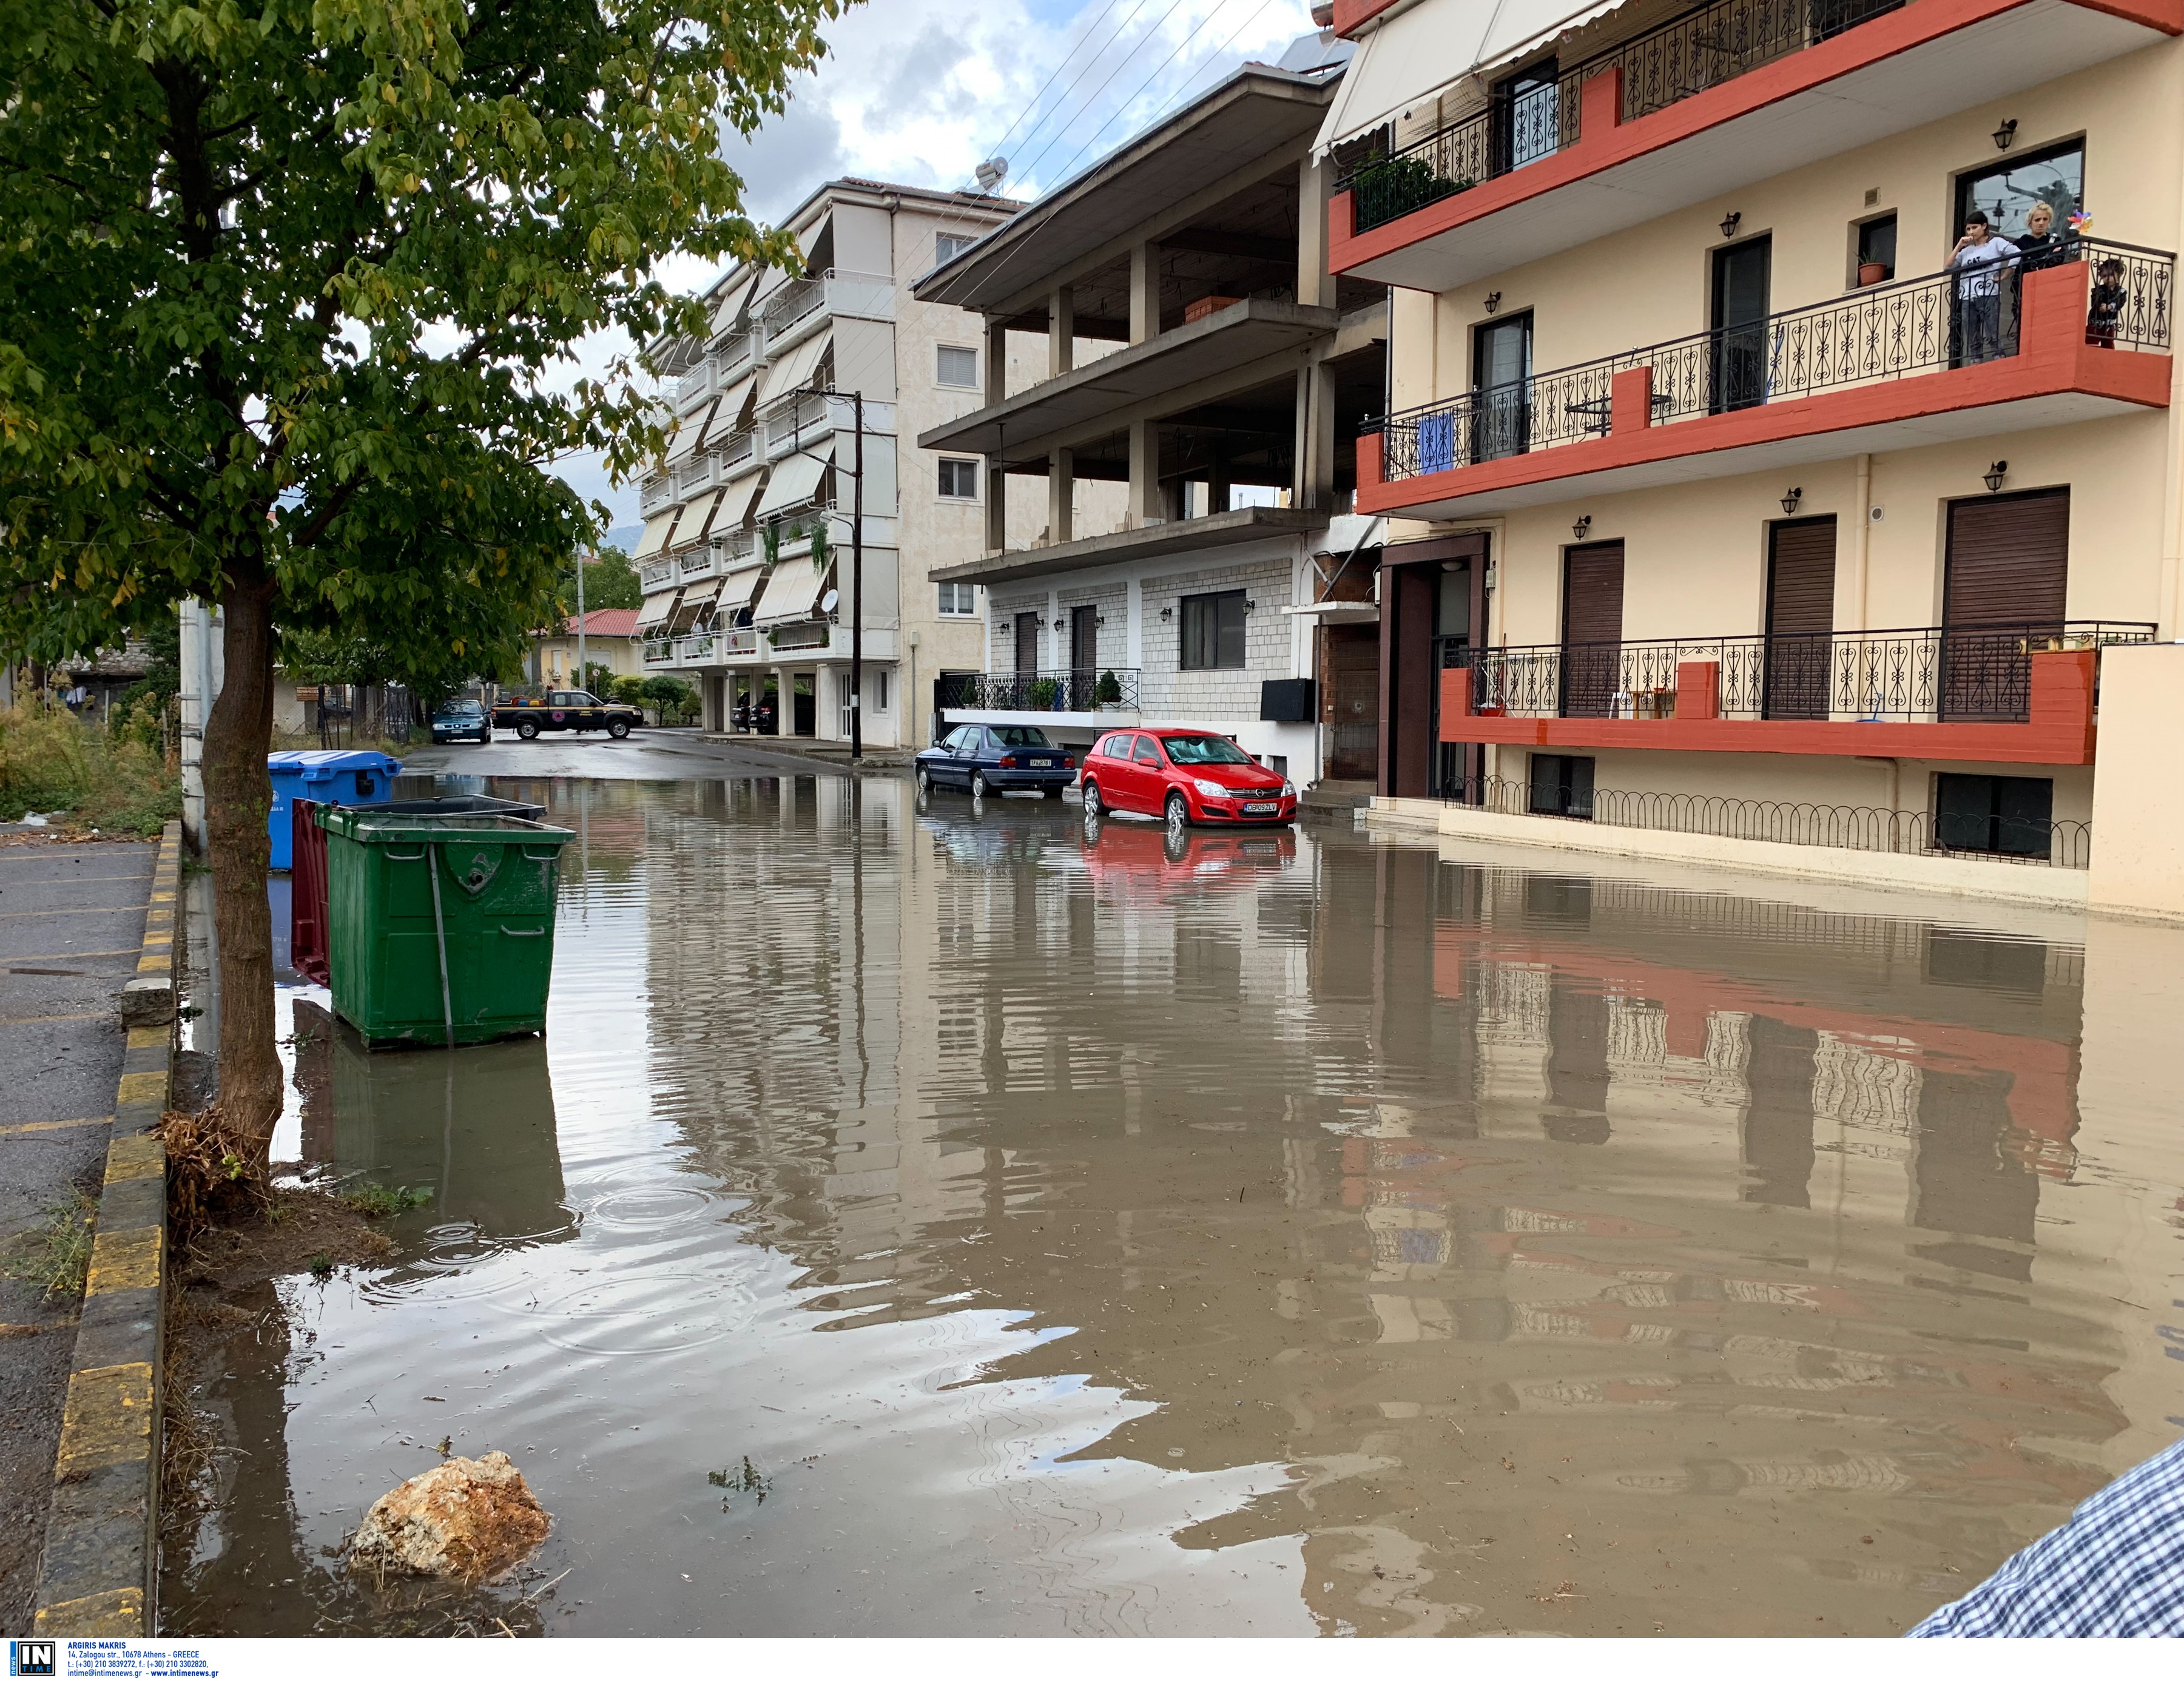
[0,832,154,1632]
[694,733,915,770]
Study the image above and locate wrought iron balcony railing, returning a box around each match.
[1447,621,2155,724]
[936,669,1143,713]
[1377,241,2174,482]
[1336,0,1906,234]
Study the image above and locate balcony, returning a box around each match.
[677,631,719,667]
[673,362,716,414]
[1440,622,2155,764]
[937,669,1143,721]
[759,268,896,360]
[715,426,757,477]
[762,391,896,462]
[642,636,677,669]
[639,556,676,591]
[672,453,719,499]
[1329,0,2179,291]
[1360,252,2174,519]
[675,547,723,587]
[638,473,673,516]
[713,328,759,383]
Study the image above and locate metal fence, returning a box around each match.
[1337,0,1904,232]
[309,683,414,747]
[935,669,1143,713]
[1433,773,2091,868]
[1379,241,2174,482]
[1451,621,2155,724]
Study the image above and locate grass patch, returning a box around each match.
[1,700,181,837]
[4,1192,97,1302]
[342,1182,433,1219]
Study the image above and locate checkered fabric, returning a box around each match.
[1910,1435,2184,1636]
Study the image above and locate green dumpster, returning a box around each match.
[320,808,573,1047]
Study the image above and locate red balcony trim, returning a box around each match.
[1331,0,1401,36]
[1357,263,2170,517]
[1438,648,2098,764]
[1327,0,2184,276]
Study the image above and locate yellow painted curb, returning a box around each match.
[104,1136,162,1185]
[115,1070,167,1108]
[125,1025,166,1051]
[54,1362,155,1477]
[33,1586,144,1637]
[85,1228,160,1293]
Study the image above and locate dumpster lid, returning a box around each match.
[318,807,571,843]
[268,749,405,775]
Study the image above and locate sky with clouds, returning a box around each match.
[558,0,1321,541]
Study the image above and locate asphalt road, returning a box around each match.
[0,834,153,1632]
[400,727,904,781]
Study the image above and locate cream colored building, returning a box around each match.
[636,180,1036,750]
[1318,0,2183,899]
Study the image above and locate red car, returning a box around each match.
[1079,728,1297,829]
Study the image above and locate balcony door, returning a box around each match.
[1472,312,1533,464]
[1762,516,1837,720]
[1069,604,1099,710]
[1013,610,1040,679]
[1941,490,2069,721]
[1710,235,1772,414]
[1560,541,1625,719]
[1491,59,1560,176]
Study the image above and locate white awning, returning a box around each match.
[715,565,763,612]
[710,272,760,336]
[1315,0,1631,153]
[755,449,831,521]
[667,397,716,463]
[755,329,831,409]
[670,578,721,632]
[753,557,826,625]
[635,588,682,630]
[633,512,676,559]
[711,371,757,437]
[680,490,726,544]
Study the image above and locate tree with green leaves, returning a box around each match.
[558,546,643,618]
[0,0,842,1151]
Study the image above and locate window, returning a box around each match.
[1132,737,1162,767]
[937,581,976,616]
[1179,590,1247,671]
[943,726,976,751]
[1528,753,1594,819]
[1856,213,1897,283]
[934,232,977,263]
[1935,773,2054,858]
[1162,734,1253,766]
[869,669,890,714]
[937,345,979,388]
[1955,139,2084,241]
[937,457,980,499]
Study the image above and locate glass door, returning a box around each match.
[1710,235,1772,413]
[1472,313,1533,463]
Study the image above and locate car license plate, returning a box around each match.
[1029,758,1053,767]
[1243,801,1278,815]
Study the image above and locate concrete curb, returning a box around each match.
[31,820,180,1636]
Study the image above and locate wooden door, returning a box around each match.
[1013,611,1040,684]
[1763,516,1836,719]
[1069,605,1098,709]
[1560,542,1625,718]
[1943,490,2068,720]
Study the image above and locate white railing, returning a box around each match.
[723,627,759,658]
[673,454,718,499]
[639,556,676,590]
[679,632,719,667]
[715,428,755,474]
[639,474,673,516]
[673,362,715,412]
[642,637,676,668]
[715,328,759,380]
[756,269,897,358]
[676,548,723,585]
[715,528,758,570]
[769,621,831,653]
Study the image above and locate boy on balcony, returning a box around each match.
[1949,211,2021,365]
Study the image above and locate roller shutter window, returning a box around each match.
[1014,611,1040,675]
[1943,490,2068,721]
[1560,541,1624,719]
[1764,516,1837,721]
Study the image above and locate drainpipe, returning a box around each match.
[1852,453,1873,628]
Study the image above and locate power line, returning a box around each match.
[1001,0,1201,198]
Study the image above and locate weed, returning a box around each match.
[342,1182,433,1219]
[706,1455,770,1505]
[4,1193,96,1302]
[0,701,181,837]
[308,1253,335,1278]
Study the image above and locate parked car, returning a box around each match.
[915,724,1077,798]
[490,690,642,739]
[1078,729,1296,829]
[429,698,493,744]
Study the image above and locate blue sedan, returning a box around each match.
[915,724,1077,799]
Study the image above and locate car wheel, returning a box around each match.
[608,718,630,739]
[516,719,539,740]
[971,770,991,800]
[1165,791,1189,833]
[1081,781,1103,819]
[916,767,933,797]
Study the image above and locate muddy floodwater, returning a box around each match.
[164,773,2184,1636]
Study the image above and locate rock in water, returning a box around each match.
[349,1451,551,1583]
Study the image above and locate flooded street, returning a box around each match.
[163,772,2184,1636]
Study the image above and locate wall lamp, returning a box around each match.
[1159,605,1175,621]
[1571,514,1592,540]
[1719,211,1742,240]
[1051,617,1067,631]
[1984,460,2009,492]
[1781,486,1802,514]
[1483,291,1502,314]
[1244,599,1257,613]
[1992,118,2018,152]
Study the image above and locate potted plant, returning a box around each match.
[1027,676,1059,709]
[1094,669,1123,709]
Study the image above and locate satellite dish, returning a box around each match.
[820,588,840,614]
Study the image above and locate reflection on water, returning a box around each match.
[164,776,2184,1636]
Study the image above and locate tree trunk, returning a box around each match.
[201,572,283,1151]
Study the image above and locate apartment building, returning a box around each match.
[1316,0,2184,889]
[910,32,1394,786]
[635,180,1033,750]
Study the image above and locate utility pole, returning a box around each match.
[851,392,864,763]
[576,547,587,692]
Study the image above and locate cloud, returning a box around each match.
[551,0,1319,527]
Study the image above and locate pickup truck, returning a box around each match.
[490,690,644,740]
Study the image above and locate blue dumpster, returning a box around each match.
[266,750,403,870]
